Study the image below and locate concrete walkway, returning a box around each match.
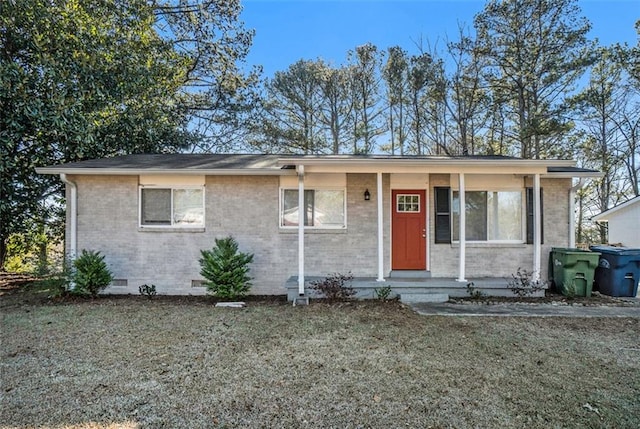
[410,301,640,317]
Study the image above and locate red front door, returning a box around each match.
[392,190,426,270]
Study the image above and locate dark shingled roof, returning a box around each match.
[37,153,600,177]
[41,154,285,170]
[42,153,527,170]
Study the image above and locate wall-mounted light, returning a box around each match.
[364,189,371,201]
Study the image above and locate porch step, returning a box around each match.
[284,276,534,302]
[389,270,432,280]
[400,293,449,304]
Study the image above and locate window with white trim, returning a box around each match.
[280,189,346,228]
[452,190,523,242]
[140,186,204,227]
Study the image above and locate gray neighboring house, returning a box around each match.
[37,154,601,301]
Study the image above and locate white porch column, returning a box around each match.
[297,165,305,295]
[533,173,542,282]
[376,172,385,282]
[457,173,467,282]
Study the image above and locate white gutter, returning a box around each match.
[59,174,77,260]
[279,157,576,168]
[533,174,542,282]
[376,172,384,282]
[542,172,604,179]
[569,178,587,248]
[297,165,305,296]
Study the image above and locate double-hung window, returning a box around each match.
[280,189,346,228]
[140,187,204,227]
[452,190,523,242]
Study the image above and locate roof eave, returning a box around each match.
[35,167,295,176]
[278,157,576,168]
[541,172,604,179]
[592,195,640,221]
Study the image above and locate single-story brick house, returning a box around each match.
[37,154,601,301]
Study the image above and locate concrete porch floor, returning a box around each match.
[285,275,542,302]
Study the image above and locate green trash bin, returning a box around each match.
[549,248,601,297]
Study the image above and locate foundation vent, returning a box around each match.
[111,279,128,287]
[191,280,206,288]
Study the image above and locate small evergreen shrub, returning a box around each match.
[72,250,114,297]
[374,285,393,300]
[199,236,254,299]
[507,267,547,297]
[562,280,577,299]
[466,282,485,299]
[139,284,157,299]
[309,272,355,300]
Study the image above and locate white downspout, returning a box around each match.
[569,178,586,248]
[457,173,467,282]
[376,172,385,282]
[297,165,305,296]
[59,174,77,260]
[533,173,542,282]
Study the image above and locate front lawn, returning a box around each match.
[1,289,639,428]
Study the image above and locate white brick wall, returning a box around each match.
[67,173,571,295]
[429,176,572,280]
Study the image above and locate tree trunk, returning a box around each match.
[0,236,7,272]
[389,104,395,155]
[517,84,529,158]
[576,192,584,244]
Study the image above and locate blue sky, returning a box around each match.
[240,0,639,77]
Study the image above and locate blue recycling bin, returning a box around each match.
[590,246,640,297]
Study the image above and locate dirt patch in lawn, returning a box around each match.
[1,286,639,428]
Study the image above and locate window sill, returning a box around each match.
[279,228,347,234]
[138,227,205,233]
[449,242,527,248]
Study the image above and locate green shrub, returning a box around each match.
[139,284,157,299]
[374,285,393,300]
[199,236,254,299]
[72,250,113,297]
[466,281,485,299]
[563,280,577,299]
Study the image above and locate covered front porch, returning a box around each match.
[278,155,600,303]
[285,274,543,303]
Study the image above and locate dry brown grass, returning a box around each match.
[1,288,639,428]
